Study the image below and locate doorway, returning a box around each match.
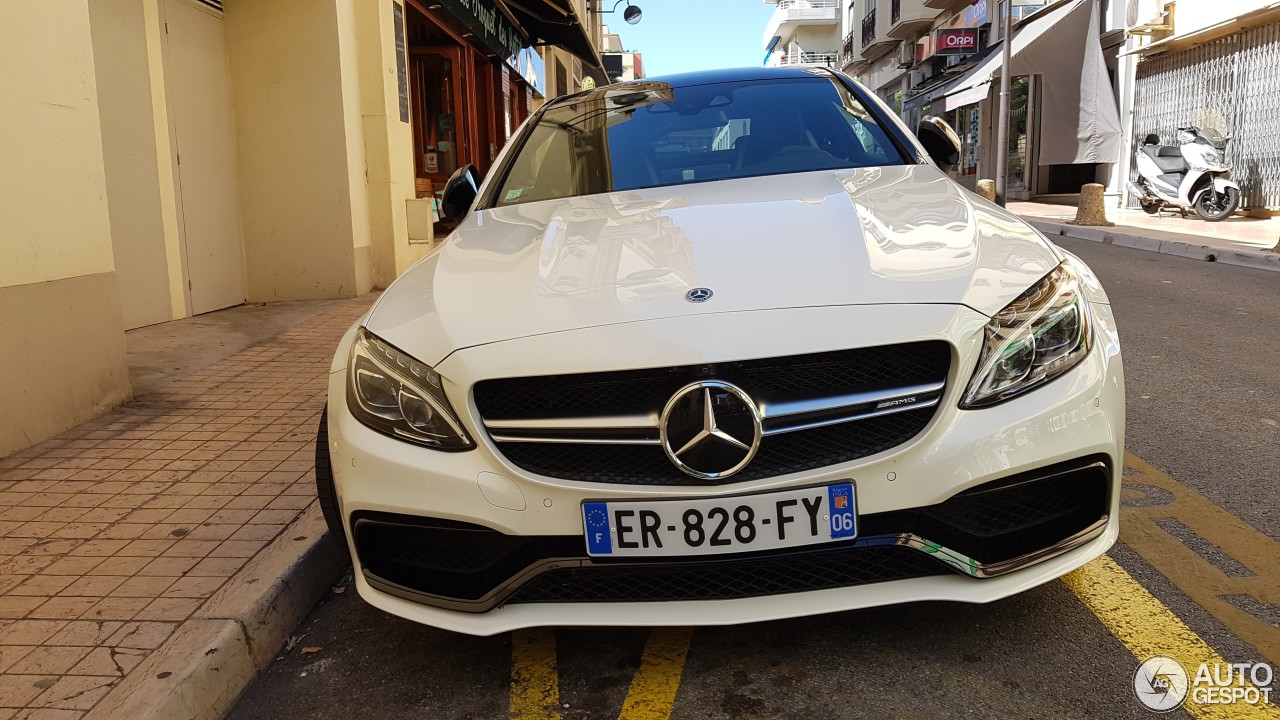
[162,0,247,315]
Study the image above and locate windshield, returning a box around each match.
[494,76,906,207]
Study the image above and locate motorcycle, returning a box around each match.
[1129,126,1241,222]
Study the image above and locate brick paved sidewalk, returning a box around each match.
[0,297,371,718]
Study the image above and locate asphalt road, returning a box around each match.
[230,239,1280,720]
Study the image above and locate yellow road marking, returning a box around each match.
[617,627,695,720]
[510,628,561,720]
[1121,452,1280,665]
[1064,555,1280,719]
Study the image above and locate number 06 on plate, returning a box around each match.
[582,483,857,558]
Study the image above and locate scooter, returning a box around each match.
[1129,126,1241,222]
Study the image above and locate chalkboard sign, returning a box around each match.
[394,2,408,123]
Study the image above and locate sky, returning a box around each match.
[609,0,777,77]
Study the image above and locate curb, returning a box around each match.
[1023,217,1280,273]
[83,505,347,720]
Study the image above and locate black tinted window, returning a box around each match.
[495,77,904,207]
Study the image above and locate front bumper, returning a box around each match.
[326,302,1124,635]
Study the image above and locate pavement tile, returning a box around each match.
[65,542,128,558]
[31,675,118,710]
[0,598,45,620]
[187,557,249,577]
[132,598,200,623]
[106,577,177,598]
[37,559,103,577]
[114,541,174,558]
[28,599,99,621]
[104,622,174,650]
[136,557,199,577]
[0,674,50,708]
[0,646,36,673]
[55,577,126,599]
[0,621,67,646]
[45,622,123,647]
[10,577,74,597]
[83,558,148,577]
[158,576,225,600]
[78,598,148,622]
[7,646,93,675]
[66,646,147,677]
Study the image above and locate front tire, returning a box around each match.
[315,409,347,547]
[1194,186,1240,222]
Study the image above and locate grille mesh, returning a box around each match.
[507,545,946,604]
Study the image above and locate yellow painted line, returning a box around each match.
[1064,555,1280,719]
[1120,451,1280,665]
[510,628,561,720]
[617,627,695,720]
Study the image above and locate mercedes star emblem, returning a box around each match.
[685,287,714,303]
[659,381,762,479]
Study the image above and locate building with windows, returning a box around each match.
[763,0,842,68]
[602,25,645,82]
[836,0,1124,199]
[1,0,603,457]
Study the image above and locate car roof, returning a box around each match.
[545,67,839,109]
[638,66,833,88]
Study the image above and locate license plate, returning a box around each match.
[582,483,857,558]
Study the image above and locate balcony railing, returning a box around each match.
[778,51,839,66]
[861,9,877,48]
[776,0,838,8]
[891,0,901,24]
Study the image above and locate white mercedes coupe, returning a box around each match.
[318,67,1124,635]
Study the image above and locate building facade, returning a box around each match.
[763,0,842,68]
[1,0,602,457]
[831,0,1124,199]
[1122,0,1280,211]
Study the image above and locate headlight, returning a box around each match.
[346,328,474,450]
[960,262,1092,408]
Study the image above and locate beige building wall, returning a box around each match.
[89,0,176,330]
[224,0,373,301]
[353,0,434,286]
[0,0,130,456]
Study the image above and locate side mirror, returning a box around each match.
[440,164,482,222]
[916,116,961,172]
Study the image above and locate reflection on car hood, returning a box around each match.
[366,165,1062,365]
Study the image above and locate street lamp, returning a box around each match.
[602,0,643,25]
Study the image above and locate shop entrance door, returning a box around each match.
[410,46,471,190]
[162,0,247,315]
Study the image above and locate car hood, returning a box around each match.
[366,164,1062,366]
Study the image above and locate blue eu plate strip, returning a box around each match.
[583,502,613,555]
[828,483,857,539]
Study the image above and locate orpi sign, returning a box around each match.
[936,28,978,55]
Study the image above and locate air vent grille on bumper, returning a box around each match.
[352,458,1111,612]
[473,341,951,485]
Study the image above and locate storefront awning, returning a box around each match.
[939,0,1122,165]
[500,0,604,69]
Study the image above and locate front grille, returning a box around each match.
[496,405,936,485]
[507,545,944,604]
[351,457,1111,610]
[474,341,950,485]
[474,341,949,419]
